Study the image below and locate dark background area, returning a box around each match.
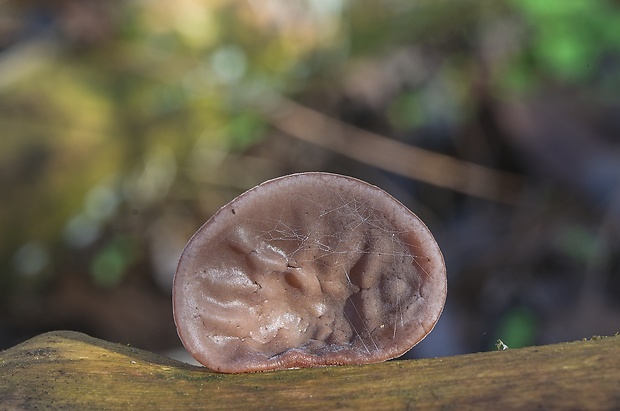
[1,0,619,362]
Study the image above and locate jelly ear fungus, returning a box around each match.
[173,172,447,373]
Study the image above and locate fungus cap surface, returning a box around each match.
[173,172,447,373]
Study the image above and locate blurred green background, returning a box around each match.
[1,0,619,361]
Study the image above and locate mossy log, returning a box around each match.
[1,331,619,410]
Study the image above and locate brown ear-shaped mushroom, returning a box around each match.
[173,172,446,373]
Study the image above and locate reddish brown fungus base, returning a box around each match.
[173,172,447,373]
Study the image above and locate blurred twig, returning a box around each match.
[266,98,525,204]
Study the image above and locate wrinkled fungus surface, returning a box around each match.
[173,172,447,373]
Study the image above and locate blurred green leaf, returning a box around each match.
[555,226,600,265]
[494,307,538,349]
[511,0,620,83]
[226,111,267,151]
[90,236,137,288]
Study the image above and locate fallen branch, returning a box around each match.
[1,331,618,410]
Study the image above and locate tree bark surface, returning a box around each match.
[1,331,618,410]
